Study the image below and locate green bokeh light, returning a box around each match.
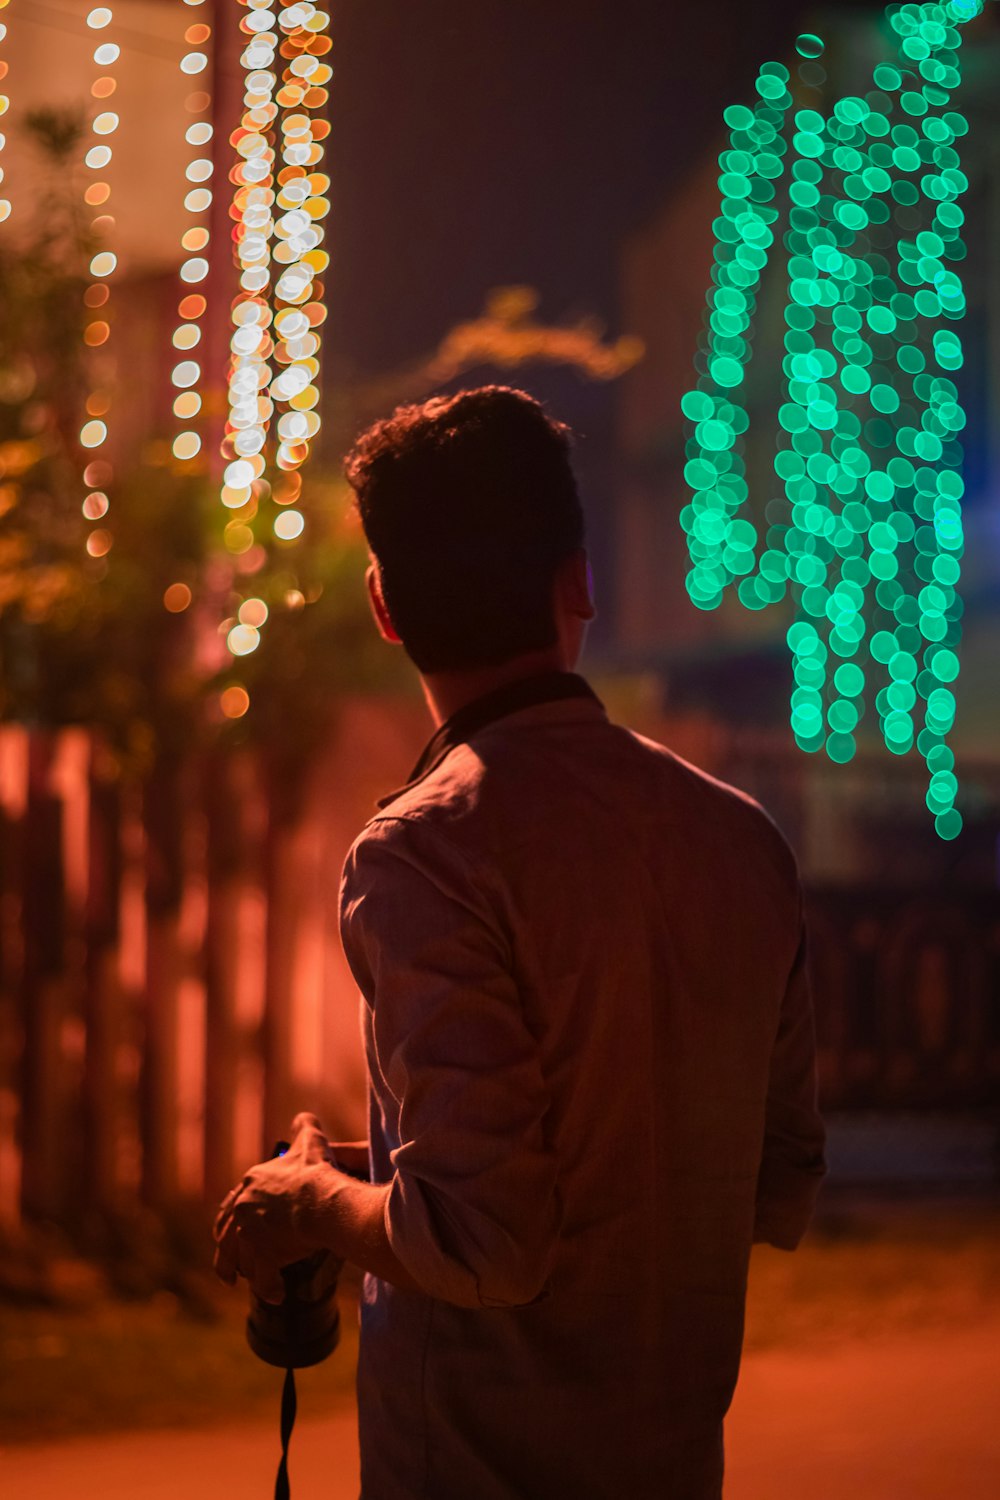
[680,1,977,838]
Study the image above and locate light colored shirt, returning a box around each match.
[338,686,826,1500]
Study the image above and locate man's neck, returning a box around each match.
[420,648,571,728]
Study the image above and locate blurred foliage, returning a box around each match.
[0,109,402,778]
[0,109,97,710]
[0,118,640,781]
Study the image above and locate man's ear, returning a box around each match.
[366,562,403,645]
[560,548,596,621]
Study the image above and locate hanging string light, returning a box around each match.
[170,0,214,465]
[681,0,982,839]
[80,5,123,559]
[220,1,331,666]
[222,0,280,543]
[269,2,332,508]
[0,1,11,226]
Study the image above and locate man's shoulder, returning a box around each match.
[622,726,800,883]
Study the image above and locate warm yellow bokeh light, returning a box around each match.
[224,524,255,555]
[274,509,304,541]
[172,431,202,461]
[173,390,202,419]
[227,623,260,656]
[80,419,108,448]
[90,251,117,278]
[181,226,210,253]
[238,597,269,628]
[172,323,202,350]
[221,484,252,509]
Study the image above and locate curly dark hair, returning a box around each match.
[343,386,586,673]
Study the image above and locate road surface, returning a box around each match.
[4,1317,998,1498]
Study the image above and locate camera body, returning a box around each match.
[245,1139,343,1369]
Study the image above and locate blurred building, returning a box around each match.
[615,5,1000,887]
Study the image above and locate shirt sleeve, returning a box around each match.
[339,816,561,1310]
[753,901,827,1251]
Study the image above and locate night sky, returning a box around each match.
[326,0,836,378]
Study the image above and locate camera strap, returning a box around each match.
[275,1367,297,1500]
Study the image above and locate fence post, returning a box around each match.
[82,749,123,1218]
[19,733,66,1223]
[203,748,251,1202]
[140,753,185,1207]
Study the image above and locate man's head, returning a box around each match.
[344,386,592,675]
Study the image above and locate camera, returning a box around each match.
[245,1141,344,1370]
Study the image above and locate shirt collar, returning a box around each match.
[375,670,604,810]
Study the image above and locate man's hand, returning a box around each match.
[326,1140,371,1180]
[213,1112,337,1304]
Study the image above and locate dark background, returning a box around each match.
[327,0,825,375]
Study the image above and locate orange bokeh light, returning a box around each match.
[163,582,193,613]
[181,226,210,252]
[84,321,110,347]
[84,284,110,308]
[220,685,250,719]
[86,529,113,558]
[84,182,111,206]
[179,294,206,320]
[83,459,113,488]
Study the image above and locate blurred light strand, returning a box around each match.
[170,0,212,467]
[80,2,122,552]
[0,1,11,226]
[221,0,331,661]
[680,1,982,838]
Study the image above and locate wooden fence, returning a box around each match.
[1,704,997,1235]
[0,699,430,1232]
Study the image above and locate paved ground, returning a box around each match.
[5,1316,999,1499]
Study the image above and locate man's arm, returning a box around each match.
[753,911,827,1250]
[339,816,561,1309]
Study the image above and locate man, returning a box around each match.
[214,385,826,1499]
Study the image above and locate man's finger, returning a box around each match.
[213,1184,242,1242]
[212,1242,237,1286]
[213,1217,241,1284]
[289,1111,328,1163]
[236,1229,285,1305]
